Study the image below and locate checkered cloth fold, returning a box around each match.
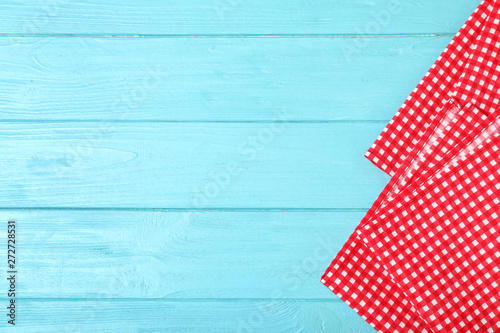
[322,1,500,331]
[358,105,500,332]
[365,0,496,177]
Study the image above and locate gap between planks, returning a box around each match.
[0,120,390,124]
[0,298,344,302]
[0,33,452,38]
[0,208,370,212]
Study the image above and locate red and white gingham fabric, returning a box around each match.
[322,103,493,333]
[322,1,500,331]
[365,0,495,177]
[358,107,500,332]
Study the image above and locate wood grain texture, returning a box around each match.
[3,300,374,332]
[0,0,479,35]
[3,36,450,121]
[0,122,389,209]
[0,210,364,299]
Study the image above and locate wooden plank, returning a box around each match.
[0,0,479,35]
[2,36,451,121]
[1,299,375,332]
[0,122,389,208]
[1,210,364,299]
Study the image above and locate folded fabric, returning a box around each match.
[322,103,492,332]
[322,1,500,331]
[365,0,494,177]
[358,105,500,332]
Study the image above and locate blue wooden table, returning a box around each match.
[0,1,480,331]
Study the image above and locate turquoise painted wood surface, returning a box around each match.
[0,1,481,332]
[1,210,364,299]
[0,1,478,35]
[1,122,389,208]
[2,36,451,121]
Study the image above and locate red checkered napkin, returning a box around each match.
[364,0,500,229]
[365,0,495,177]
[322,1,500,331]
[358,106,500,332]
[322,47,500,333]
[322,103,492,333]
